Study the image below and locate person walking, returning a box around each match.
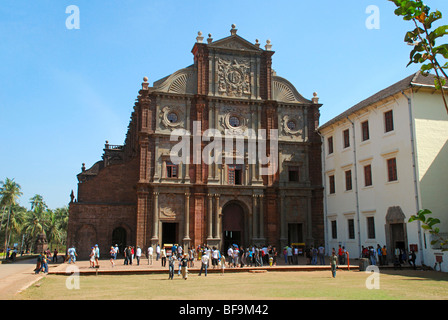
[110,246,116,267]
[89,246,95,268]
[113,244,119,261]
[330,249,338,278]
[94,244,100,268]
[181,254,189,280]
[136,246,142,266]
[67,246,77,264]
[382,245,388,265]
[156,244,161,261]
[409,250,416,270]
[220,253,226,276]
[198,252,209,276]
[286,246,293,265]
[188,247,194,268]
[161,246,167,267]
[34,253,43,274]
[147,245,153,265]
[53,248,58,263]
[41,252,49,274]
[311,246,318,265]
[318,244,325,265]
[377,245,383,266]
[168,254,175,280]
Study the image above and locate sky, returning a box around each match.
[1,0,447,210]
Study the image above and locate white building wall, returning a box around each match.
[413,89,448,271]
[321,92,423,262]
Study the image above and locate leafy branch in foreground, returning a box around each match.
[409,209,447,251]
[390,0,448,113]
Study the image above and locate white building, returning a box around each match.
[318,72,448,270]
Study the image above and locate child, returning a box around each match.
[110,246,116,267]
[330,249,338,278]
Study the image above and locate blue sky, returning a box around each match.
[1,0,447,209]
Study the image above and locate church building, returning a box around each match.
[67,25,324,259]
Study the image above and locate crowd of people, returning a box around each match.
[360,244,417,269]
[36,242,419,277]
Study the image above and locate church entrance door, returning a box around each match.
[222,202,244,250]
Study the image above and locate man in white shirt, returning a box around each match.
[212,247,219,268]
[136,246,142,265]
[227,247,234,267]
[147,246,153,265]
[156,244,161,261]
[198,252,209,276]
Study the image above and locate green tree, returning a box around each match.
[390,0,448,113]
[23,194,49,252]
[0,178,23,253]
[409,209,447,251]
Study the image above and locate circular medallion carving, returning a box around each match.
[226,68,243,85]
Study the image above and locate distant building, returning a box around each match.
[67,25,324,259]
[319,72,448,270]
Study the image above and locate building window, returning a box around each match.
[367,217,376,239]
[384,110,394,133]
[166,161,178,178]
[361,120,370,141]
[331,220,337,239]
[229,116,240,128]
[387,158,398,182]
[329,175,335,194]
[345,170,352,191]
[228,165,242,185]
[288,166,299,182]
[328,136,334,155]
[167,112,178,124]
[287,120,296,130]
[364,164,372,187]
[343,129,350,148]
[348,219,355,240]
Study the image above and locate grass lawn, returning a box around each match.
[16,268,448,300]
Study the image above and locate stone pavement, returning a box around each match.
[0,259,43,300]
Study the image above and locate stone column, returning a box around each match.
[214,194,220,239]
[183,193,191,241]
[306,196,314,246]
[151,191,159,244]
[252,194,258,239]
[279,191,288,249]
[207,194,214,240]
[259,195,265,240]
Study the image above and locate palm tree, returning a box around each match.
[53,206,69,247]
[0,178,23,254]
[45,209,62,250]
[23,194,49,252]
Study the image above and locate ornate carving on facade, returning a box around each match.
[159,193,183,220]
[217,58,251,97]
[219,105,250,134]
[272,76,311,104]
[281,113,304,137]
[159,105,184,130]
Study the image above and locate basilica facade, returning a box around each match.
[67,25,324,259]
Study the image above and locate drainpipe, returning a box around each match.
[317,131,329,256]
[401,90,424,265]
[346,116,362,259]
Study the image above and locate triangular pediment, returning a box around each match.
[208,35,262,52]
